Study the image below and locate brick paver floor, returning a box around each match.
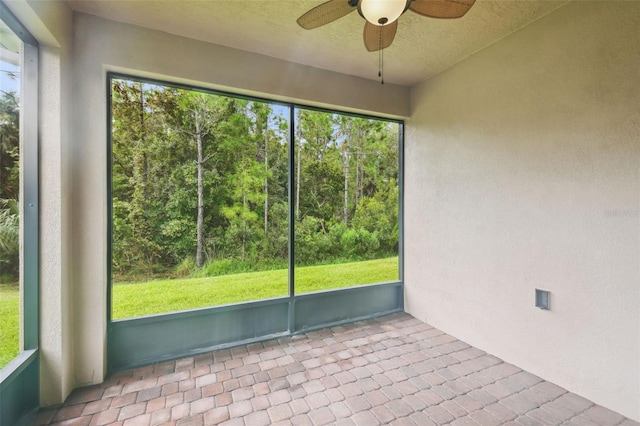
[32,313,638,425]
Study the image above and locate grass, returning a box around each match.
[0,257,398,367]
[113,257,398,319]
[0,283,20,369]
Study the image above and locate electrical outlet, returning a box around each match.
[535,289,550,310]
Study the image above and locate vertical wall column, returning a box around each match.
[39,43,74,406]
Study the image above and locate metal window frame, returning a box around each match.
[21,25,39,354]
[0,2,39,425]
[106,72,405,372]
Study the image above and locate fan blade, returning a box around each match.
[409,0,476,19]
[363,21,398,52]
[297,0,357,30]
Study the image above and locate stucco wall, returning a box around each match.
[405,0,639,420]
[72,13,409,119]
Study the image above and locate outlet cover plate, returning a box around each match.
[535,289,550,310]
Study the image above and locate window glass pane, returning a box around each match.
[294,108,399,294]
[111,78,289,319]
[0,18,22,368]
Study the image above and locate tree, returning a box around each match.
[110,77,399,280]
[0,91,20,280]
[295,109,341,228]
[168,92,253,267]
[0,91,19,201]
[0,199,19,277]
[246,103,289,261]
[111,81,168,274]
[218,101,264,261]
[174,93,219,268]
[335,115,373,226]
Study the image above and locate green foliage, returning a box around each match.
[0,204,19,277]
[299,161,343,224]
[160,218,196,263]
[294,216,334,265]
[174,256,196,277]
[352,179,399,254]
[0,283,19,368]
[0,207,19,254]
[112,257,398,319]
[340,228,379,259]
[194,257,287,278]
[0,92,20,202]
[202,259,249,276]
[295,256,398,293]
[0,90,21,282]
[110,78,400,287]
[264,202,289,261]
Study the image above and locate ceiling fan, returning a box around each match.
[297,0,476,52]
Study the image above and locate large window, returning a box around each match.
[0,3,38,371]
[110,76,401,320]
[0,13,21,369]
[294,108,399,293]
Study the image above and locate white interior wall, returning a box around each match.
[405,1,639,420]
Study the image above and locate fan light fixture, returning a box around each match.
[296,0,477,83]
[358,0,410,26]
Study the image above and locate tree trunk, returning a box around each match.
[296,133,302,221]
[355,151,360,209]
[242,190,247,260]
[342,124,352,226]
[264,132,268,237]
[195,111,205,268]
[343,149,350,225]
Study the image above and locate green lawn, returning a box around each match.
[0,283,20,369]
[113,257,398,319]
[0,257,398,368]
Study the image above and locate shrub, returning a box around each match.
[160,218,196,263]
[0,207,19,279]
[175,256,196,277]
[295,216,333,265]
[340,228,379,260]
[199,258,253,277]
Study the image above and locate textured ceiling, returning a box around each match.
[65,0,570,87]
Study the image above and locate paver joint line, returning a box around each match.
[32,313,636,426]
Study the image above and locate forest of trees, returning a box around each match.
[110,78,400,281]
[0,89,20,282]
[0,76,401,285]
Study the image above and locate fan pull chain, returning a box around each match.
[378,26,384,85]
